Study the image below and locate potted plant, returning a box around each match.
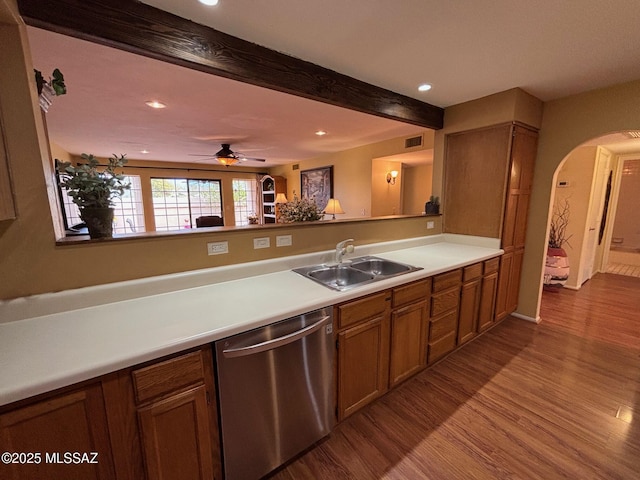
[544,199,572,288]
[34,68,66,112]
[57,153,130,239]
[425,195,440,215]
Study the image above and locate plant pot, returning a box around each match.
[544,246,570,287]
[425,202,439,215]
[38,83,56,113]
[81,207,114,239]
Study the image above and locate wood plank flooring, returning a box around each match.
[269,273,640,479]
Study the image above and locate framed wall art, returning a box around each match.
[300,166,333,210]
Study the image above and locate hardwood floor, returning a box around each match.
[269,273,640,479]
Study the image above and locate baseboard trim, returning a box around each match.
[511,312,541,324]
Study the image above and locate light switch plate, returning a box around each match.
[207,241,228,255]
[253,237,270,249]
[276,235,292,247]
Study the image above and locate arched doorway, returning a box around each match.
[543,132,640,291]
[516,79,640,323]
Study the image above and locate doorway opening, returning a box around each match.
[544,131,640,291]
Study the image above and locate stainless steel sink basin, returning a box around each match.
[307,265,375,290]
[293,256,422,291]
[350,257,413,276]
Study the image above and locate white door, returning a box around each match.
[580,148,611,284]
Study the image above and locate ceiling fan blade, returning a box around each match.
[239,156,267,162]
[189,154,217,157]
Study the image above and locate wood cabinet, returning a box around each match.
[497,125,537,320]
[335,291,390,421]
[132,348,221,480]
[0,346,222,480]
[389,279,431,388]
[458,263,482,345]
[0,383,116,480]
[444,122,538,321]
[0,103,16,221]
[260,174,287,223]
[428,269,462,365]
[477,257,500,332]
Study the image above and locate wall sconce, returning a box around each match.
[386,170,399,185]
[324,198,345,220]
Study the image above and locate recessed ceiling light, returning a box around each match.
[199,0,219,5]
[315,130,327,136]
[140,149,150,154]
[418,84,432,92]
[145,100,166,109]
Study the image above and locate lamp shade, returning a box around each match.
[274,193,288,204]
[324,198,345,219]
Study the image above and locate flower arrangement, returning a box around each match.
[278,195,323,223]
[247,212,259,224]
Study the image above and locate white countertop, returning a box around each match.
[0,234,502,407]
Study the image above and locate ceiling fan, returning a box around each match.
[189,143,266,166]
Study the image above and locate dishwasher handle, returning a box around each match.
[222,315,331,358]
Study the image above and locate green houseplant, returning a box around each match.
[57,153,130,238]
[34,68,66,112]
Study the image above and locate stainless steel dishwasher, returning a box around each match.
[214,307,335,480]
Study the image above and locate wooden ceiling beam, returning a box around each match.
[17,0,443,129]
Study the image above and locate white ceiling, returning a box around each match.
[26,0,640,166]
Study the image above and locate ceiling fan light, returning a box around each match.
[217,156,238,166]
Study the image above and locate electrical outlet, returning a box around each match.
[427,221,435,229]
[207,241,228,255]
[253,237,270,249]
[276,235,292,247]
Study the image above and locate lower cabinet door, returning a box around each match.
[458,278,481,345]
[389,302,428,388]
[337,315,390,421]
[495,251,514,321]
[478,271,499,332]
[138,385,215,480]
[0,383,116,480]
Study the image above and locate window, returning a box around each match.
[113,177,145,234]
[232,178,258,226]
[151,178,222,231]
[59,175,145,234]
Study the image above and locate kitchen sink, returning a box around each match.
[307,265,375,290]
[350,257,413,276]
[293,256,422,291]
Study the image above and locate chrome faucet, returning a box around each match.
[335,239,355,263]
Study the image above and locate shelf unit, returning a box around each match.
[260,175,287,223]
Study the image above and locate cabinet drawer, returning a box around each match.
[484,257,500,274]
[463,263,483,282]
[392,278,431,309]
[431,287,460,317]
[432,269,462,292]
[132,351,205,404]
[428,331,457,364]
[337,291,390,330]
[429,309,458,341]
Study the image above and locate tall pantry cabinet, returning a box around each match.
[444,123,538,323]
